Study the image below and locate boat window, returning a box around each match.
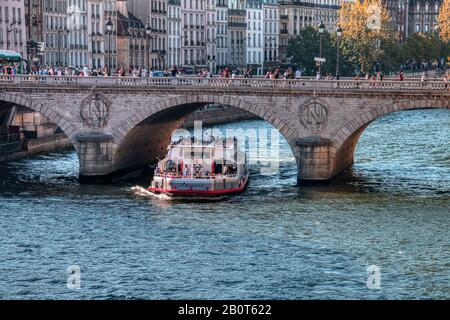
[183,151,211,159]
[202,151,211,158]
[214,162,223,174]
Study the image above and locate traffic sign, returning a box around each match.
[314,57,326,63]
[37,42,45,52]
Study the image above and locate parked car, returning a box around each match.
[151,70,165,77]
[66,66,81,76]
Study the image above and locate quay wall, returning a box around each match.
[0,133,72,162]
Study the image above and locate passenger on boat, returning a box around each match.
[183,165,190,177]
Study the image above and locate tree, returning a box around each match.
[338,0,398,73]
[404,33,448,68]
[438,0,450,43]
[287,26,336,76]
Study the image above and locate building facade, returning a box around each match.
[246,0,263,75]
[381,0,443,41]
[228,0,246,71]
[383,0,409,41]
[181,0,207,71]
[206,0,217,73]
[67,0,89,68]
[150,0,168,70]
[407,0,441,36]
[263,0,279,72]
[116,0,148,70]
[17,0,447,73]
[24,0,44,48]
[0,0,28,59]
[216,0,228,70]
[103,0,118,71]
[168,0,181,67]
[87,0,105,69]
[41,0,69,66]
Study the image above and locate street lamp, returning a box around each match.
[374,38,381,74]
[335,25,343,80]
[145,22,152,72]
[433,24,440,68]
[318,21,325,79]
[6,21,17,51]
[105,16,113,75]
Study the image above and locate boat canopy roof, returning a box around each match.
[0,50,23,61]
[170,137,237,148]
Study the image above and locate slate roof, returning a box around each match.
[116,11,145,38]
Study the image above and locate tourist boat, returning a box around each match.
[148,136,249,198]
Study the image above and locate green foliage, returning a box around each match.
[287,25,449,77]
[287,26,336,76]
[401,33,449,69]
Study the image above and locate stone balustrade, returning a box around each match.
[0,75,448,91]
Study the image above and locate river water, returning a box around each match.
[0,109,449,299]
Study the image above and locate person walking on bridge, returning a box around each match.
[444,72,449,90]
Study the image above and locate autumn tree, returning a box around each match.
[338,0,398,73]
[438,0,450,43]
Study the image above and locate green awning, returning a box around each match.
[0,50,23,61]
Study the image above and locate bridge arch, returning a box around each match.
[0,92,80,149]
[329,98,450,178]
[112,94,297,173]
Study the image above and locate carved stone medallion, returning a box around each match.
[80,90,110,128]
[298,98,329,132]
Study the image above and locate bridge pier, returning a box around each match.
[294,137,338,182]
[76,133,116,183]
[294,124,371,183]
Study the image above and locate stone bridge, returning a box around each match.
[0,75,448,182]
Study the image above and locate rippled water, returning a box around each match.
[0,109,449,299]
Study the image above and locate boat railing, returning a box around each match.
[154,173,239,179]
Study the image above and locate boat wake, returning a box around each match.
[130,186,172,200]
[130,185,229,202]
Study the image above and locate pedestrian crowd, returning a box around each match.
[1,62,449,87]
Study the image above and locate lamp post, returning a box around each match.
[374,38,381,74]
[105,16,113,76]
[433,24,440,68]
[318,21,325,79]
[145,22,152,72]
[6,22,17,51]
[335,25,343,80]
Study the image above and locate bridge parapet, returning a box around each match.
[0,75,448,91]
